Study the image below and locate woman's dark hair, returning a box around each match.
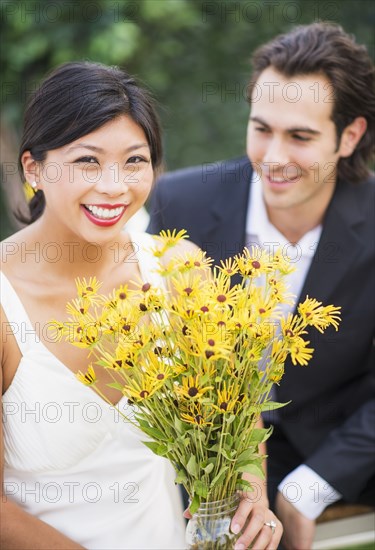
[18,61,163,223]
[247,23,375,184]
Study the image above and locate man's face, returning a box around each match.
[247,67,345,224]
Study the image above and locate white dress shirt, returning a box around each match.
[245,174,341,519]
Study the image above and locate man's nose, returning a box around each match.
[263,137,290,169]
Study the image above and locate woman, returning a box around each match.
[1,62,281,549]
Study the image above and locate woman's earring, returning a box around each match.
[31,181,38,191]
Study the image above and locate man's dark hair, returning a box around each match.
[18,62,163,223]
[247,23,375,184]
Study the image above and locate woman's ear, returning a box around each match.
[21,150,43,189]
[338,116,367,158]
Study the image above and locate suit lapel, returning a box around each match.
[203,158,252,268]
[299,180,365,304]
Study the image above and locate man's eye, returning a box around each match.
[75,156,98,164]
[254,127,270,133]
[293,135,311,142]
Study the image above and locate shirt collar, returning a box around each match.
[246,172,322,258]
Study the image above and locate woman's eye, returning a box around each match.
[75,156,99,164]
[127,155,148,164]
[255,127,269,133]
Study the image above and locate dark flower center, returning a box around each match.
[188,387,199,397]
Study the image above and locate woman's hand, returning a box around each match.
[230,493,282,550]
[184,491,283,550]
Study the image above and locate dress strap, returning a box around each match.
[128,231,167,289]
[0,271,39,355]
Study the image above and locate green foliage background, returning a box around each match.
[1,0,374,238]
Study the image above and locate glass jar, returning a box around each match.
[185,494,240,550]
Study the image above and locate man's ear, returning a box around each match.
[21,150,43,189]
[338,116,367,158]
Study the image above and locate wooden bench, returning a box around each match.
[313,504,375,549]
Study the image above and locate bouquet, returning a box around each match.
[52,230,340,548]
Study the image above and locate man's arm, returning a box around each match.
[305,398,375,502]
[276,399,375,549]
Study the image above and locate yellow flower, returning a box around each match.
[281,313,306,339]
[48,320,67,343]
[149,229,189,257]
[236,246,274,278]
[216,257,239,278]
[66,297,92,317]
[75,277,102,299]
[175,250,213,273]
[76,364,97,386]
[122,374,161,402]
[213,382,239,413]
[267,363,285,383]
[145,351,172,382]
[128,281,167,313]
[171,273,203,299]
[268,277,295,304]
[270,339,288,365]
[298,297,341,332]
[206,274,238,308]
[180,402,214,426]
[66,315,102,348]
[175,375,213,400]
[289,337,314,366]
[272,249,296,275]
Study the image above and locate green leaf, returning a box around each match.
[194,479,208,498]
[175,469,188,484]
[141,425,167,441]
[225,414,236,425]
[236,478,254,491]
[189,493,201,514]
[174,416,184,434]
[261,401,290,411]
[142,441,168,457]
[106,382,124,391]
[237,463,265,479]
[210,466,229,488]
[202,463,214,474]
[249,427,273,444]
[236,448,257,463]
[187,455,198,477]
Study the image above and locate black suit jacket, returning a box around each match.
[147,156,375,502]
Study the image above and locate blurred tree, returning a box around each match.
[1,0,374,238]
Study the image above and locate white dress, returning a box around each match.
[1,232,186,550]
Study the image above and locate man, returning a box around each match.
[147,23,375,549]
